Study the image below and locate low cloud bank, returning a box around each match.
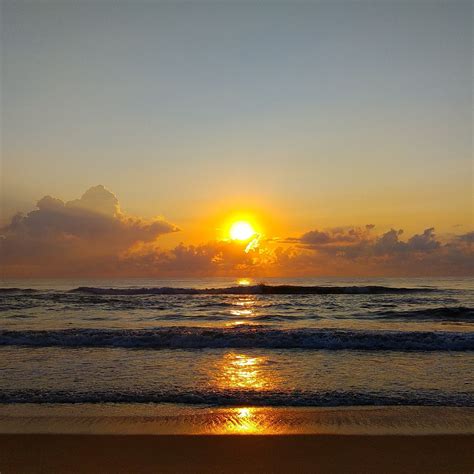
[272,226,473,276]
[1,186,472,277]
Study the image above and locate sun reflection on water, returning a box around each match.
[230,309,253,317]
[225,320,249,327]
[209,291,280,434]
[229,295,257,321]
[222,407,261,434]
[216,353,271,390]
[209,407,283,434]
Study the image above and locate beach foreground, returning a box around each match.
[1,433,473,474]
[1,406,473,473]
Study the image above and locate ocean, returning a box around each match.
[1,276,473,413]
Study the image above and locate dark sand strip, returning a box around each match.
[1,434,473,474]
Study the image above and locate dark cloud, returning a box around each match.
[274,225,473,276]
[405,228,440,252]
[121,240,268,277]
[371,227,440,255]
[285,225,375,247]
[289,226,442,257]
[458,231,474,243]
[300,230,334,245]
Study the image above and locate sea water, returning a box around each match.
[1,277,473,409]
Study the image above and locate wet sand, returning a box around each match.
[1,433,473,474]
[1,407,473,473]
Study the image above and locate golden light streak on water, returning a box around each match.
[213,352,277,392]
[220,407,263,434]
[230,309,253,317]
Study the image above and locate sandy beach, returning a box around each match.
[1,433,473,474]
[0,406,473,473]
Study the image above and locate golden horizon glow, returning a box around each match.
[237,278,251,286]
[229,221,256,241]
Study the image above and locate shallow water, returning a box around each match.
[0,277,473,407]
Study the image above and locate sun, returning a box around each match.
[229,221,256,241]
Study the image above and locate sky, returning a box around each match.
[0,1,472,277]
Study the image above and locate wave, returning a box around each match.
[371,306,474,321]
[70,284,435,295]
[0,327,472,351]
[0,288,39,294]
[0,388,472,406]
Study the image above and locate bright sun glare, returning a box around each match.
[229,221,255,241]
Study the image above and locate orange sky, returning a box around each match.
[0,185,472,278]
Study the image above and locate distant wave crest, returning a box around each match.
[0,288,39,294]
[69,284,434,295]
[0,327,472,351]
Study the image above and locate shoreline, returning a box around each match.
[1,405,473,435]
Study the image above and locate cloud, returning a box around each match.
[458,231,474,243]
[115,225,473,278]
[1,187,472,277]
[371,227,440,255]
[273,225,473,276]
[292,225,375,247]
[0,185,178,275]
[288,226,441,257]
[121,239,271,277]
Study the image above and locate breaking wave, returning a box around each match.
[0,327,472,351]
